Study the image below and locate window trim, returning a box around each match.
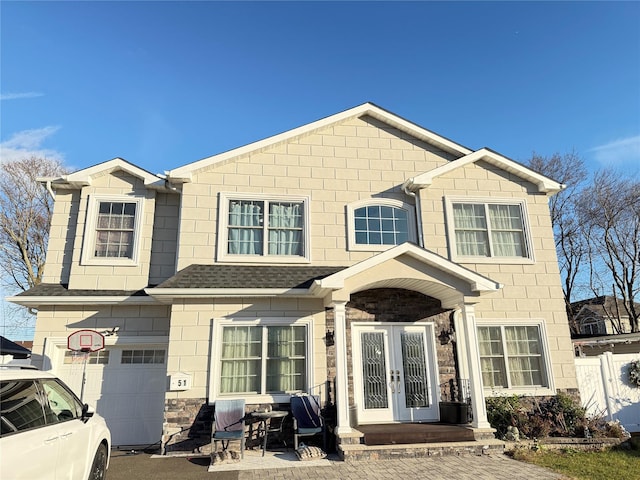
[580,316,607,335]
[444,196,535,264]
[347,198,417,251]
[81,195,144,266]
[209,317,314,404]
[477,319,555,397]
[217,192,311,263]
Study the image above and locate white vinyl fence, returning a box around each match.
[575,352,640,433]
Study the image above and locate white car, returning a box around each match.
[0,366,111,480]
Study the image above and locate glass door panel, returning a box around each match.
[361,332,389,409]
[399,331,429,408]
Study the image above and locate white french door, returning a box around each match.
[352,323,439,423]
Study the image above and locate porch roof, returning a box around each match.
[312,243,503,307]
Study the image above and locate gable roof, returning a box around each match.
[39,157,171,192]
[403,148,565,194]
[312,243,502,307]
[166,102,474,182]
[571,295,640,320]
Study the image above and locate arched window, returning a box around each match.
[347,199,416,251]
[580,317,606,335]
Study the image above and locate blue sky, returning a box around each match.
[2,1,639,176]
[0,1,639,339]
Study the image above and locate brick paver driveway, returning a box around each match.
[107,450,565,480]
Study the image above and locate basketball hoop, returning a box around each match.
[67,329,105,353]
[67,330,105,403]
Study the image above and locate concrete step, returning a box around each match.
[339,439,505,461]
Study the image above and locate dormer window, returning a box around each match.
[347,199,417,251]
[218,193,310,263]
[81,195,144,266]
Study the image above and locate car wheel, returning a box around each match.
[88,444,108,480]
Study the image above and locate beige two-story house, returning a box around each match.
[10,103,578,455]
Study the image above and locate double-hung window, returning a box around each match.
[478,323,551,392]
[218,193,310,262]
[446,198,532,262]
[216,322,308,398]
[347,199,416,251]
[82,195,144,265]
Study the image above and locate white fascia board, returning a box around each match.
[5,295,160,307]
[49,158,170,192]
[167,103,472,181]
[406,148,565,194]
[315,243,502,293]
[146,288,313,299]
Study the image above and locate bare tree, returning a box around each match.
[527,152,589,332]
[577,170,640,333]
[0,157,67,292]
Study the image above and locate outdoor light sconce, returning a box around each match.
[438,328,456,345]
[325,329,335,347]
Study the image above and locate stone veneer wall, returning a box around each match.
[325,288,457,416]
[163,398,214,454]
[163,398,291,454]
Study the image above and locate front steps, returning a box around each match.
[336,424,504,461]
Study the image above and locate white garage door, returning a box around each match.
[55,344,168,447]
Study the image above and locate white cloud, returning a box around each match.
[588,135,640,169]
[0,126,64,163]
[0,92,44,101]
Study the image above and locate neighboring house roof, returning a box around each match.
[13,340,33,351]
[403,147,565,194]
[0,336,32,358]
[38,157,172,192]
[573,332,640,349]
[571,296,640,328]
[571,295,639,318]
[166,102,475,182]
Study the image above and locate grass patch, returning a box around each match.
[511,446,640,480]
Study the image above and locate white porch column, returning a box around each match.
[459,303,491,429]
[333,301,352,434]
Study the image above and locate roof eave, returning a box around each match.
[145,287,315,302]
[5,295,160,307]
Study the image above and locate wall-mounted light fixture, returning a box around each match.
[438,328,456,345]
[325,329,335,347]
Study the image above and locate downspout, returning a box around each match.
[44,180,56,200]
[402,178,424,248]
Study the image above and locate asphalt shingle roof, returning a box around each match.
[155,264,346,290]
[15,284,146,297]
[15,265,347,297]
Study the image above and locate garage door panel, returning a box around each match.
[54,345,167,446]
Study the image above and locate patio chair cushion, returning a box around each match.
[295,444,327,461]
